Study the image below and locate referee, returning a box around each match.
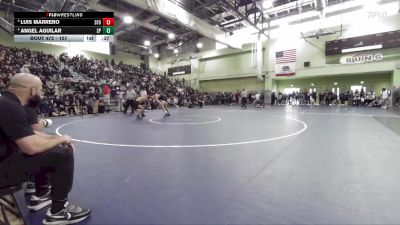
[123,85,137,114]
[0,73,90,224]
[240,88,248,109]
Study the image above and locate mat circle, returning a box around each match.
[55,110,308,148]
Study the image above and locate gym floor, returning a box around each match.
[16,106,400,225]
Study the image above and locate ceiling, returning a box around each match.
[0,0,397,56]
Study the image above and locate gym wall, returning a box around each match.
[200,77,264,92]
[151,14,400,92]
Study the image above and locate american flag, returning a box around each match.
[275,49,296,76]
[275,49,296,64]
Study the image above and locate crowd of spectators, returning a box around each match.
[0,45,396,113]
[0,45,207,116]
[271,88,391,108]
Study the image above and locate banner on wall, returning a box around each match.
[339,52,383,64]
[325,48,400,64]
[275,49,296,76]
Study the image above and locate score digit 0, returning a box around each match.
[103,18,114,26]
[102,26,114,34]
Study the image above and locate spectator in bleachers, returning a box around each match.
[102,83,111,113]
[0,78,5,90]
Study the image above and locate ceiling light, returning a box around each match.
[123,16,133,24]
[154,53,159,58]
[196,42,203,49]
[168,33,175,39]
[144,40,151,46]
[263,0,273,9]
[290,84,294,87]
[173,49,179,54]
[360,81,364,84]
[334,82,338,85]
[311,83,314,86]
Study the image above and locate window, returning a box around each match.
[351,85,362,92]
[283,88,300,94]
[351,85,366,92]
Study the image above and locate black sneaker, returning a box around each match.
[43,202,91,225]
[28,190,52,211]
[25,181,36,194]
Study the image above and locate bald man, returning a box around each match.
[0,73,90,224]
[24,104,52,195]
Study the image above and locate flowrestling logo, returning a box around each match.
[339,53,383,64]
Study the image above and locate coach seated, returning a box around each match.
[364,91,376,106]
[0,73,91,224]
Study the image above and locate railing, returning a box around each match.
[0,16,13,35]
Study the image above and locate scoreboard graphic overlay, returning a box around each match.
[14,12,114,42]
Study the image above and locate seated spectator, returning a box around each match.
[98,99,105,113]
[39,96,52,117]
[63,95,74,115]
[371,97,383,107]
[252,93,265,108]
[198,94,205,108]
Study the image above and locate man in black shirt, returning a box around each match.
[0,73,90,224]
[23,105,46,195]
[23,104,54,195]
